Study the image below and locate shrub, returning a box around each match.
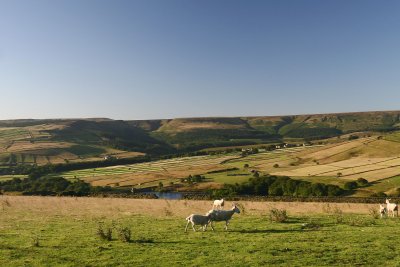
[273,164,279,168]
[117,227,131,243]
[344,181,358,190]
[348,135,359,140]
[269,208,288,223]
[97,223,112,241]
[368,207,380,219]
[356,178,369,187]
[332,207,344,224]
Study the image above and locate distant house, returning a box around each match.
[104,155,116,161]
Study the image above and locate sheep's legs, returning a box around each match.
[185,221,190,232]
[209,221,215,231]
[192,223,196,232]
[225,220,229,231]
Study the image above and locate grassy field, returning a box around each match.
[2,124,400,196]
[59,153,241,188]
[0,122,146,166]
[1,196,400,266]
[221,137,400,196]
[45,136,400,195]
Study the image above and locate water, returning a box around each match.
[155,192,183,199]
[143,191,183,200]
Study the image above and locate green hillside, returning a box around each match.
[1,110,400,166]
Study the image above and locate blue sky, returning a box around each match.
[1,0,400,120]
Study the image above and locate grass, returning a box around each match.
[384,131,400,143]
[0,122,147,166]
[59,153,241,188]
[2,196,400,266]
[2,132,400,195]
[291,176,347,187]
[205,170,252,184]
[365,176,400,194]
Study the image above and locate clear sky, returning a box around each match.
[1,0,400,120]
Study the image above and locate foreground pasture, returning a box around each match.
[1,196,400,266]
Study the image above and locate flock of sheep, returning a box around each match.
[185,198,399,232]
[185,199,241,232]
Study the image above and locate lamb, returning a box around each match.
[185,214,211,232]
[213,199,225,210]
[379,204,387,218]
[207,203,240,231]
[386,199,398,217]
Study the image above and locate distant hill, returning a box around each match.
[149,110,400,150]
[1,110,399,165]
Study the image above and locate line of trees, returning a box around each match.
[0,176,127,196]
[211,175,344,198]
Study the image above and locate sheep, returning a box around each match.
[185,214,211,232]
[212,199,225,210]
[386,199,398,217]
[207,203,240,231]
[379,204,387,218]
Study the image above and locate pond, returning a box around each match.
[142,191,183,200]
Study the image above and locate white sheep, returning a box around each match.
[386,199,398,217]
[379,204,387,218]
[185,214,211,232]
[212,199,225,210]
[207,203,240,231]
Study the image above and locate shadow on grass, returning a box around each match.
[281,218,304,224]
[230,228,304,234]
[129,239,194,244]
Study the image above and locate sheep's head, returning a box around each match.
[232,203,240,214]
[386,199,391,204]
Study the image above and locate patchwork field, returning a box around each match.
[0,123,144,166]
[60,153,241,187]
[2,196,400,266]
[51,136,400,196]
[219,137,400,196]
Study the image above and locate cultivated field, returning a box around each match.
[1,196,400,266]
[60,153,241,188]
[0,123,144,166]
[222,137,400,196]
[53,136,400,196]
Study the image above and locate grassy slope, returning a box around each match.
[2,196,400,266]
[150,110,400,150]
[50,136,400,195]
[0,120,169,165]
[1,110,400,165]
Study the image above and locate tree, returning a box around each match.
[158,182,164,189]
[356,178,369,187]
[344,181,357,190]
